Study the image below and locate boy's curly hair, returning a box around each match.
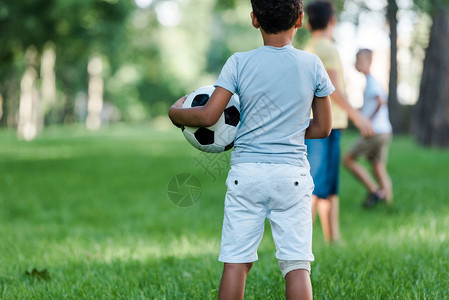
[251,0,303,34]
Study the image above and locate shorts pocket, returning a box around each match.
[268,174,311,211]
[225,172,261,207]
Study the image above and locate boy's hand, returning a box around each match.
[172,95,188,108]
[169,95,188,129]
[168,87,233,128]
[353,114,375,138]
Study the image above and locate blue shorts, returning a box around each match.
[305,129,341,199]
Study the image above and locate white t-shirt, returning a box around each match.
[361,74,392,134]
[215,45,335,167]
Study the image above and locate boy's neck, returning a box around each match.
[261,27,297,48]
[311,26,333,40]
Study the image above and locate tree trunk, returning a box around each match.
[40,44,57,129]
[5,76,20,128]
[0,93,3,123]
[86,55,104,130]
[387,0,403,134]
[18,46,41,141]
[0,72,19,128]
[412,8,449,147]
[60,85,76,124]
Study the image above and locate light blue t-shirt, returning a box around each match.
[215,45,335,167]
[362,74,392,134]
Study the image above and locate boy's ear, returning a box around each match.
[251,11,260,29]
[306,21,312,31]
[330,15,337,27]
[295,12,304,29]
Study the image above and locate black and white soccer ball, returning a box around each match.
[182,86,240,153]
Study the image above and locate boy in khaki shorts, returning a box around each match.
[344,49,393,207]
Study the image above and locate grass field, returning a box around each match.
[0,123,448,299]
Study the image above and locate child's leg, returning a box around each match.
[328,194,340,242]
[285,269,313,300]
[316,195,340,243]
[372,161,393,202]
[343,153,378,194]
[218,163,267,299]
[316,197,332,242]
[218,263,253,300]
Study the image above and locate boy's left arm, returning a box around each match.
[305,95,332,139]
[369,95,386,120]
[168,87,233,128]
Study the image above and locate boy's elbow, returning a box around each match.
[315,129,330,139]
[322,118,332,138]
[200,111,220,127]
[204,116,217,127]
[198,114,217,127]
[318,126,332,138]
[168,107,176,122]
[199,120,214,127]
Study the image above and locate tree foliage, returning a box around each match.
[0,0,448,141]
[0,0,135,125]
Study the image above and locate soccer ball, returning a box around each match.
[182,86,240,153]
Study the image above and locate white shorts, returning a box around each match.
[219,163,315,263]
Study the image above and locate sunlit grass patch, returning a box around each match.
[0,124,448,299]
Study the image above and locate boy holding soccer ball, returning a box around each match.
[169,0,334,299]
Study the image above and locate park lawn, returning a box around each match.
[0,122,448,299]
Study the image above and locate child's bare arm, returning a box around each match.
[369,95,386,120]
[305,95,332,139]
[168,87,233,128]
[327,70,374,137]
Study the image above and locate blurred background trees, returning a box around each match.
[412,0,449,147]
[0,0,447,147]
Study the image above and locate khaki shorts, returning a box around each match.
[347,134,392,162]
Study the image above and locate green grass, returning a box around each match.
[0,123,448,299]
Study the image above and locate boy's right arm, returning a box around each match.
[168,87,233,128]
[327,70,375,138]
[305,95,332,139]
[369,95,385,120]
